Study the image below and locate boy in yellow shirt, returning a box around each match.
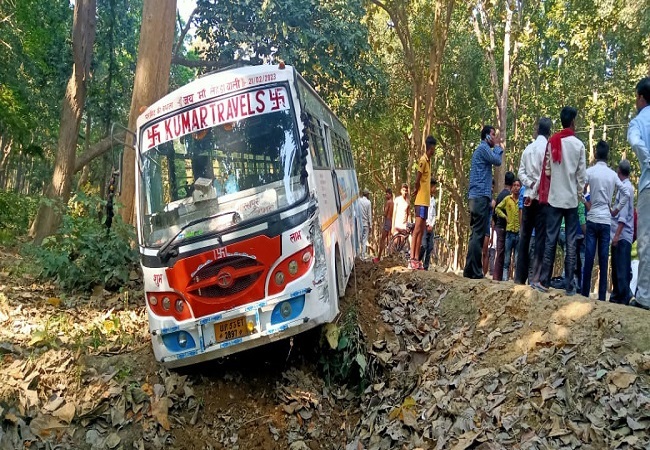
[409,136,436,270]
[496,179,521,280]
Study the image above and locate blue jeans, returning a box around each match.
[503,231,519,281]
[581,221,610,300]
[610,239,632,304]
[419,227,435,270]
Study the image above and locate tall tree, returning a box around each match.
[30,0,96,244]
[369,0,456,167]
[118,0,176,225]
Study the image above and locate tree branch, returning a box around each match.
[73,131,125,173]
[173,7,197,56]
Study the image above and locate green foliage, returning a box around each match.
[29,192,138,292]
[194,0,386,110]
[319,307,374,390]
[0,191,38,244]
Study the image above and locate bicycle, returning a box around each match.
[387,223,415,262]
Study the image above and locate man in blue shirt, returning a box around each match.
[628,77,650,309]
[463,125,504,279]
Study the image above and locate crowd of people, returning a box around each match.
[358,76,649,305]
[463,77,650,308]
[360,137,439,270]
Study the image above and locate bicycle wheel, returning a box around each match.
[431,236,452,272]
[388,234,406,257]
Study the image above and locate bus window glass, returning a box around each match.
[139,86,306,247]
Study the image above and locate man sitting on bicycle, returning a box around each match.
[419,178,438,270]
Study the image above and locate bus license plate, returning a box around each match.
[214,316,250,343]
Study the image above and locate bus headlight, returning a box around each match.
[302,251,312,263]
[178,332,188,348]
[175,299,184,312]
[149,295,158,306]
[162,297,171,310]
[288,260,298,275]
[275,271,285,285]
[280,301,292,318]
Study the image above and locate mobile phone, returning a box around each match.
[486,135,492,143]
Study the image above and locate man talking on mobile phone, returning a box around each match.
[464,125,504,279]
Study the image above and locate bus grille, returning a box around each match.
[188,256,263,299]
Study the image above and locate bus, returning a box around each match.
[134,63,361,367]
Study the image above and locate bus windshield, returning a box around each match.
[139,88,305,248]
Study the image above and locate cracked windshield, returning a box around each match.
[139,87,305,247]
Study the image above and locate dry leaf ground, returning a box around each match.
[2,248,650,450]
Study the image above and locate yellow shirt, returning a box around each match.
[414,154,431,206]
[496,195,520,233]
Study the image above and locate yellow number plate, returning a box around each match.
[214,316,250,343]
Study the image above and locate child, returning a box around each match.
[496,179,522,281]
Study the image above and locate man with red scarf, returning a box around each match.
[530,106,586,295]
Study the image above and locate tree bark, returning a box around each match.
[73,130,125,174]
[119,0,177,226]
[29,0,96,244]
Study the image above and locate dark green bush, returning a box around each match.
[0,191,38,243]
[30,192,138,292]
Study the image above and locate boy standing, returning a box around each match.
[410,136,436,270]
[419,178,438,270]
[610,160,635,304]
[495,179,522,280]
[581,140,631,300]
[492,172,515,280]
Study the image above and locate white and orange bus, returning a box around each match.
[134,63,360,367]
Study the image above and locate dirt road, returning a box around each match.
[2,253,650,449]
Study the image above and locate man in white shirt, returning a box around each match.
[419,179,438,270]
[515,118,552,285]
[628,77,650,309]
[359,188,372,260]
[531,106,587,295]
[610,160,635,305]
[581,141,631,300]
[392,183,410,234]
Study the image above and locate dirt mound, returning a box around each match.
[351,262,650,449]
[3,250,650,449]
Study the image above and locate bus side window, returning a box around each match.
[306,115,328,168]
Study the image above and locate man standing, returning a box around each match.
[410,136,437,270]
[628,77,650,309]
[464,125,503,279]
[419,178,438,270]
[610,160,635,305]
[359,188,372,261]
[515,118,552,285]
[492,172,515,281]
[531,107,586,295]
[580,140,631,300]
[373,188,394,263]
[392,183,410,235]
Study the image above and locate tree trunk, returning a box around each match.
[473,0,515,193]
[118,0,177,226]
[29,0,96,244]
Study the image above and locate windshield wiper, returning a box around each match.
[157,210,241,262]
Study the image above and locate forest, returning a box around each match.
[1,1,650,449]
[0,0,649,266]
